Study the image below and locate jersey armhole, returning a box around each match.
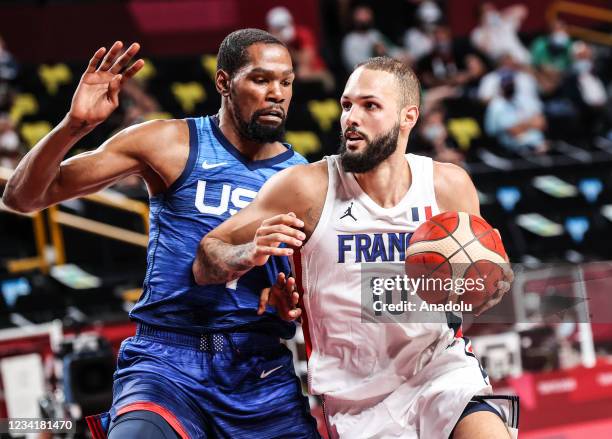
[301,157,334,255]
[166,118,199,193]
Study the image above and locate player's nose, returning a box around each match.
[266,81,285,103]
[344,105,361,128]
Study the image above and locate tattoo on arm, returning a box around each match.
[194,237,255,285]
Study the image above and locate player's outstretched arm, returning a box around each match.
[193,163,325,286]
[2,42,145,213]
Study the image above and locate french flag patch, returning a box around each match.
[411,206,433,221]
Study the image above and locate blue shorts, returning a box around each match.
[87,324,320,439]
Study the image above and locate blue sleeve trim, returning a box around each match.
[167,118,199,193]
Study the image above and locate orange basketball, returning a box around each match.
[405,211,507,309]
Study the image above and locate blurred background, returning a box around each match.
[0,0,611,437]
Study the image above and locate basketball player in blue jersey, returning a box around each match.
[3,29,320,438]
[196,57,518,438]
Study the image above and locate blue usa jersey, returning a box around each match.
[130,115,307,338]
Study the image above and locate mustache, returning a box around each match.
[253,106,286,120]
[341,126,369,142]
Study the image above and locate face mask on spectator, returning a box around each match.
[573,60,592,73]
[278,25,295,43]
[501,81,515,99]
[550,31,569,47]
[424,124,445,142]
[436,42,451,54]
[355,20,372,32]
[485,11,501,26]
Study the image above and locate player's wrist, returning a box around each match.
[61,113,97,137]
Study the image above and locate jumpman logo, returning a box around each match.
[340,202,357,221]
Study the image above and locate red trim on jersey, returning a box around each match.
[455,327,463,339]
[85,415,106,439]
[116,402,189,439]
[424,205,432,220]
[293,249,313,359]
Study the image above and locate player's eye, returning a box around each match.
[341,101,351,111]
[253,77,267,84]
[366,102,379,110]
[282,80,292,87]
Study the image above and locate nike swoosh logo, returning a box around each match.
[260,365,283,379]
[202,161,227,170]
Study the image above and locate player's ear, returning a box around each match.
[400,104,419,131]
[215,70,231,97]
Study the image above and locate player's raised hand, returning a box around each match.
[258,272,302,320]
[249,212,305,266]
[67,41,145,130]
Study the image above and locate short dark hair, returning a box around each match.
[217,28,286,77]
[356,57,421,108]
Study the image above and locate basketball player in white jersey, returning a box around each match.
[194,57,518,438]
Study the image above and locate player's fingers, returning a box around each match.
[475,288,504,316]
[110,42,141,74]
[495,280,511,295]
[261,213,304,229]
[86,47,106,73]
[258,288,270,315]
[98,41,124,71]
[291,291,300,306]
[288,307,302,320]
[254,245,294,257]
[108,74,122,106]
[121,59,145,81]
[257,224,305,241]
[256,233,302,248]
[502,265,515,283]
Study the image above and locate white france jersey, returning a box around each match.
[293,154,495,438]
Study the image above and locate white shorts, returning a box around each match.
[322,337,519,438]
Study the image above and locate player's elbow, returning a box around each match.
[192,259,207,286]
[192,237,214,286]
[1,187,38,214]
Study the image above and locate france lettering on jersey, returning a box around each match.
[130,115,307,337]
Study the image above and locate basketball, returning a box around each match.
[405,211,507,309]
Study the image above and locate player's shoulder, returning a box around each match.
[272,159,326,182]
[113,118,188,155]
[433,161,475,196]
[433,161,479,212]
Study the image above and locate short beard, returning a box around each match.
[230,93,286,143]
[339,122,400,173]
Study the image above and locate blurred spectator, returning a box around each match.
[417,26,486,95]
[341,5,405,71]
[556,41,608,136]
[478,53,538,103]
[116,79,161,131]
[415,106,465,165]
[530,19,573,94]
[471,2,530,65]
[402,0,443,63]
[531,19,573,72]
[0,35,18,111]
[0,113,22,168]
[0,35,18,82]
[266,6,335,91]
[485,70,549,155]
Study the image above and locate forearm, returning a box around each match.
[193,236,256,286]
[2,115,91,212]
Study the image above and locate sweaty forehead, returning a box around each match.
[342,68,399,102]
[241,43,292,72]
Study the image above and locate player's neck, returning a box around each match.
[216,109,286,161]
[353,152,411,209]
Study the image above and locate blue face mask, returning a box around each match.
[573,59,592,73]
